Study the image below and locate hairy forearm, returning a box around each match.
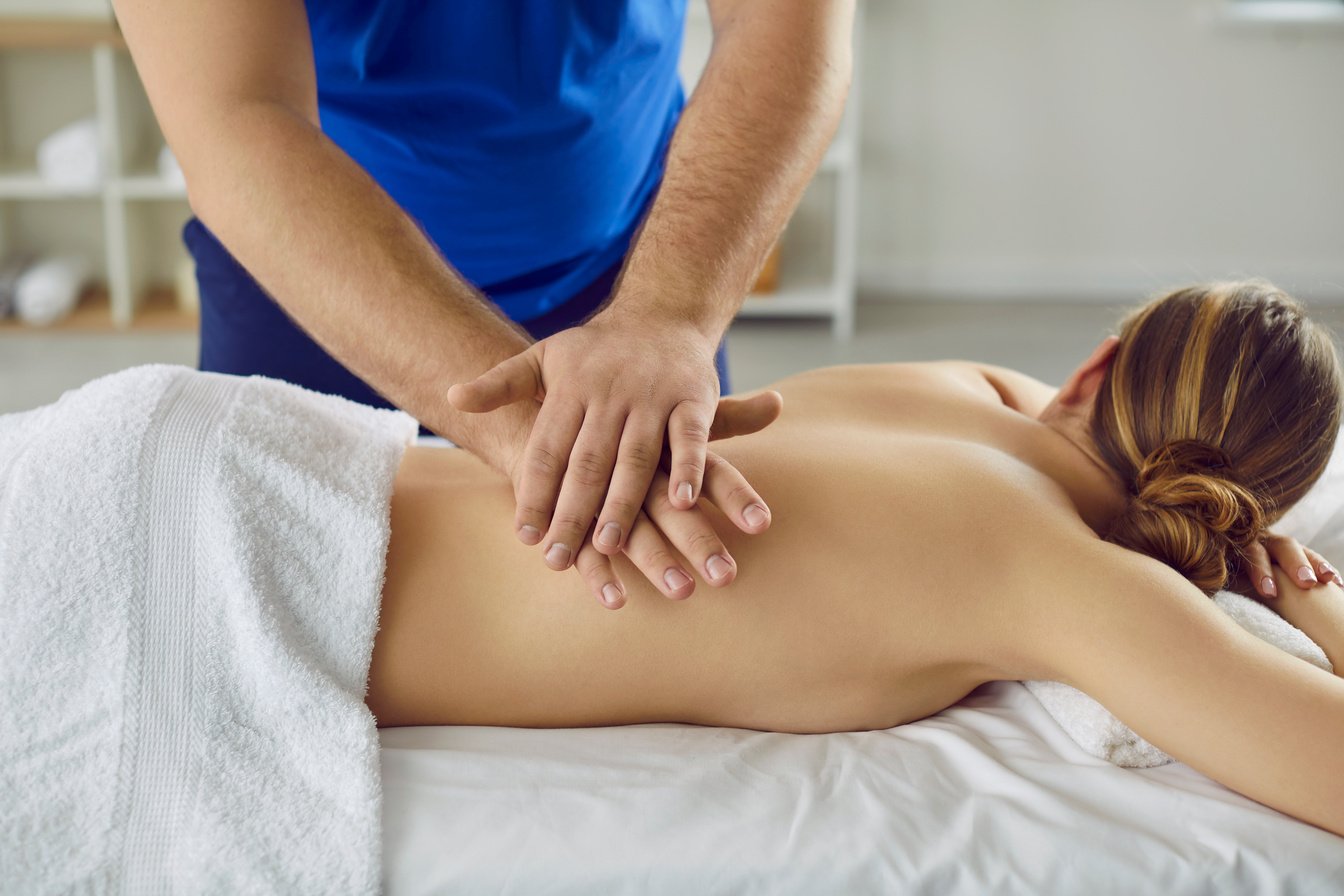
[1271,569,1344,677]
[607,0,854,339]
[181,102,536,469]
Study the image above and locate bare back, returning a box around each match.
[367,362,1097,731]
[367,361,1344,839]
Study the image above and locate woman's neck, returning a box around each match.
[1034,412,1131,537]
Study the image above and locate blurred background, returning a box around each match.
[3,0,1343,413]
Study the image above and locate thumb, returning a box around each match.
[708,390,784,441]
[447,348,544,413]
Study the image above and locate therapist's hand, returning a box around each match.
[447,314,773,589]
[565,392,781,607]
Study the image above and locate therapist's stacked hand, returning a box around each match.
[448,312,780,609]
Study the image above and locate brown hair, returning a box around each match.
[1092,280,1343,594]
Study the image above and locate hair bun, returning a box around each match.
[1109,440,1265,594]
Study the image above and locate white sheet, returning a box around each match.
[380,680,1344,894]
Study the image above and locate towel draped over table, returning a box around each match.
[0,366,416,894]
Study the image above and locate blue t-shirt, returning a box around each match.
[304,1,688,321]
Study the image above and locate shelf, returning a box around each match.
[0,162,101,199]
[0,17,125,50]
[0,286,196,333]
[739,279,839,318]
[116,173,188,200]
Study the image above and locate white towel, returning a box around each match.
[1025,591,1333,768]
[0,252,34,318]
[14,254,88,327]
[158,144,187,189]
[35,117,101,189]
[0,366,417,893]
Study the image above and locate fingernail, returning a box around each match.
[602,583,623,607]
[706,554,732,581]
[678,481,694,504]
[519,525,541,545]
[664,568,692,591]
[1298,565,1318,585]
[545,543,571,568]
[1261,576,1277,597]
[743,503,768,528]
[598,522,621,548]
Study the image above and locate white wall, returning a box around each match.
[856,0,1344,300]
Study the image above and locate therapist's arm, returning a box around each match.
[112,0,780,607]
[451,0,854,574]
[610,0,855,336]
[111,0,536,468]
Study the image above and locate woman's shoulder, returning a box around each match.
[767,360,1056,417]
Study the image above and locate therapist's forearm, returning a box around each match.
[607,0,854,340]
[182,103,535,470]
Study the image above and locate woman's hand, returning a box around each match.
[1242,532,1342,600]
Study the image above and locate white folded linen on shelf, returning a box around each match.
[1024,590,1332,767]
[158,143,187,188]
[0,253,35,318]
[0,366,417,893]
[35,117,101,188]
[14,254,89,327]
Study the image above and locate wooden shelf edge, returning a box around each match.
[0,286,196,333]
[738,288,841,318]
[0,17,126,50]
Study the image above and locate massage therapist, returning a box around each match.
[111,1,855,600]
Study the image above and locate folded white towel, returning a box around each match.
[0,366,417,893]
[0,252,34,318]
[14,254,88,327]
[158,143,186,188]
[35,117,101,189]
[1025,591,1333,767]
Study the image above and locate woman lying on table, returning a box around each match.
[371,279,1344,840]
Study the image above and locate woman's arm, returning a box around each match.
[1024,537,1344,838]
[1267,565,1344,676]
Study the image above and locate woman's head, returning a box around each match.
[1087,280,1342,593]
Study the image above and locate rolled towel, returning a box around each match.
[35,117,101,189]
[0,253,35,318]
[157,143,186,188]
[1025,591,1333,768]
[14,255,89,327]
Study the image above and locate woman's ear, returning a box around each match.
[1057,336,1120,408]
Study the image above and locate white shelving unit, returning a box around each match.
[0,19,189,329]
[680,2,862,339]
[0,8,862,335]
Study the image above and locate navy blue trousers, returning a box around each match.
[184,218,730,417]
